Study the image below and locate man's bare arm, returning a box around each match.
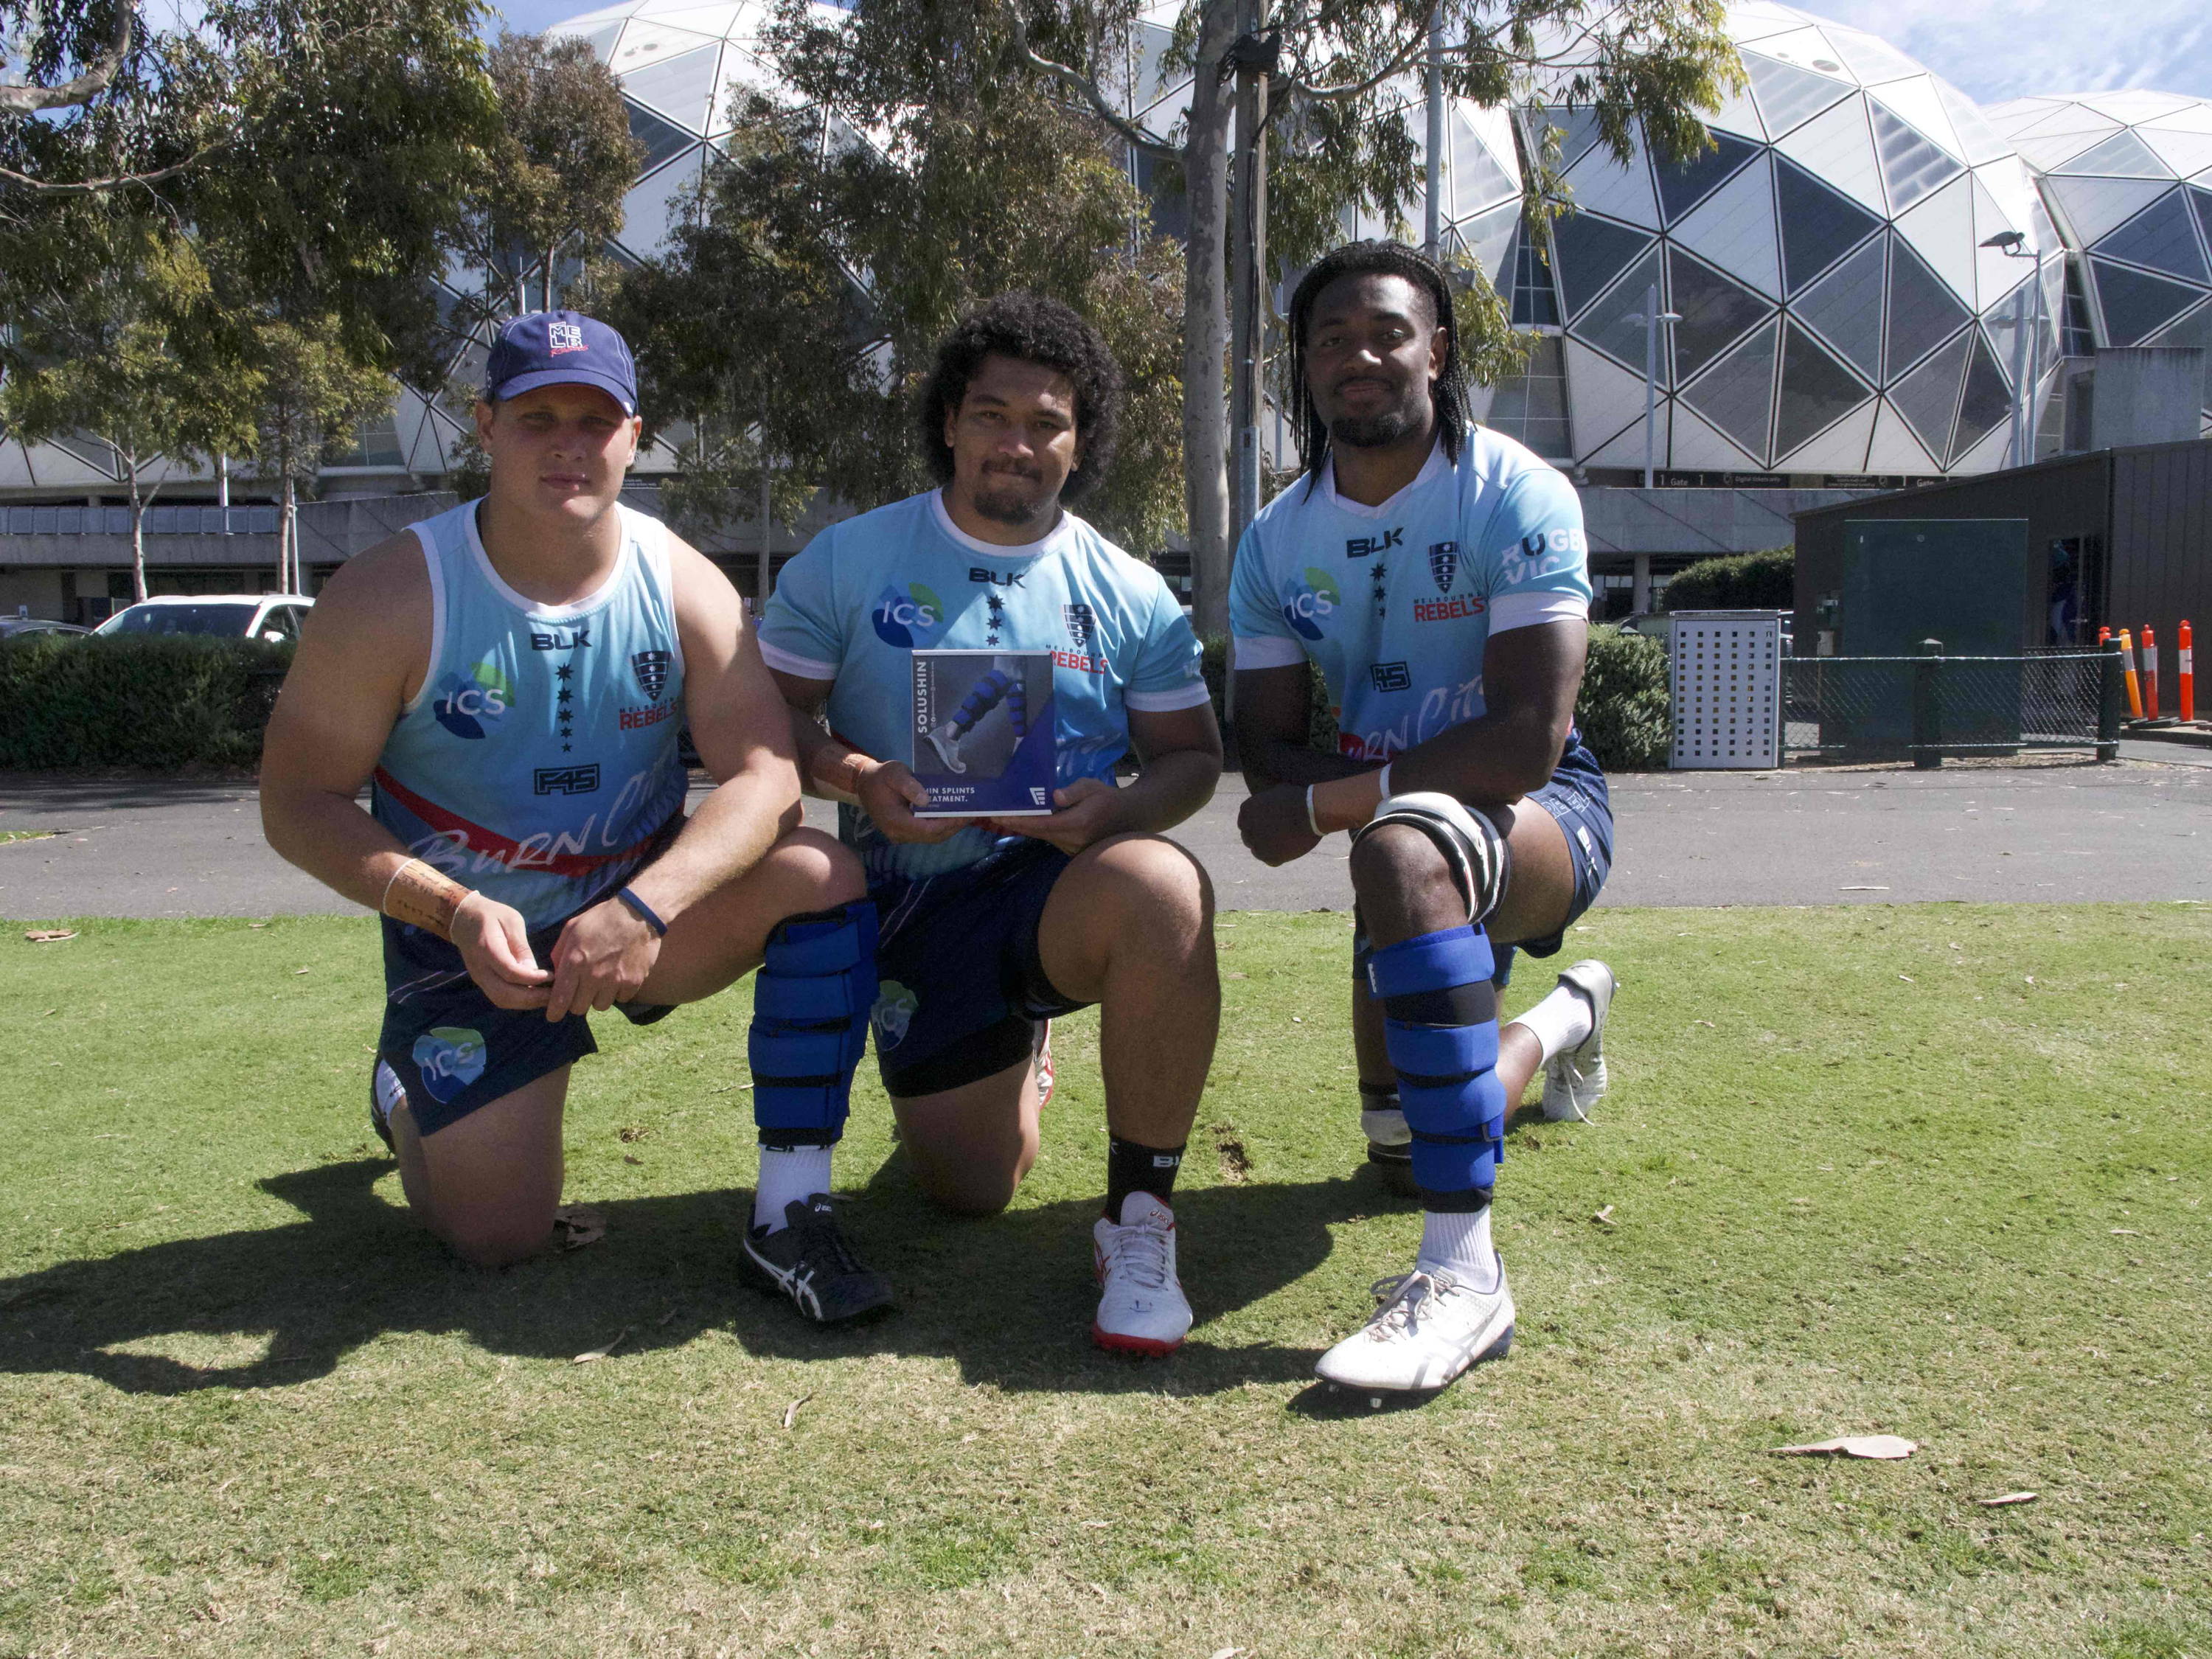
[1232,661,1369,793]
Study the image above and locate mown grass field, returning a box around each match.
[1,904,2207,1658]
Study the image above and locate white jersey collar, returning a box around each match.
[1318,436,1450,521]
[929,487,1077,559]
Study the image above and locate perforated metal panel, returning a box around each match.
[1669,611,1782,768]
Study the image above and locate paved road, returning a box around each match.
[4,754,2209,919]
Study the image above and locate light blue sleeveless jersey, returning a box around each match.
[1229,430,1592,762]
[370,498,689,929]
[759,490,1208,881]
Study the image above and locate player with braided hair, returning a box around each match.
[1232,240,1618,1396]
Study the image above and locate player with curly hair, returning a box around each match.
[758,294,1223,1354]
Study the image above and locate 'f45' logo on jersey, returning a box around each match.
[1346,526,1403,558]
[630,649,671,703]
[1427,541,1458,594]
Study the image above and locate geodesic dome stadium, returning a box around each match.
[1986,91,2212,435]
[1498,0,2062,479]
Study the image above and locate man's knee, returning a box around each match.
[1082,833,1213,933]
[912,1157,1025,1217]
[429,1206,554,1267]
[767,825,867,907]
[1349,820,1459,913]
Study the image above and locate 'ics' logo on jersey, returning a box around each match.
[1280,568,1340,641]
[431,659,514,740]
[410,1026,487,1103]
[872,582,946,648]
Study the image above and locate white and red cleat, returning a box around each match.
[1091,1191,1191,1356]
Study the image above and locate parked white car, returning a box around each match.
[93,594,314,643]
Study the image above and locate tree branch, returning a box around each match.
[0,150,215,195]
[0,7,133,116]
[995,1,1180,161]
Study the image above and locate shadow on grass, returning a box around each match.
[0,1154,1414,1398]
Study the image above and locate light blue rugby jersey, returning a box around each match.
[370,499,689,928]
[1228,429,1592,762]
[759,489,1209,881]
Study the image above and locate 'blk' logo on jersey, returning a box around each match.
[630,650,671,703]
[1427,542,1458,594]
[1346,527,1403,558]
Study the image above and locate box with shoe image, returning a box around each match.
[910,649,1057,816]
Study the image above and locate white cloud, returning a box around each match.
[1802,0,2212,105]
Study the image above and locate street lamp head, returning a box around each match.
[1980,230,2027,254]
[1625,312,1685,324]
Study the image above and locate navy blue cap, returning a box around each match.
[484,310,639,417]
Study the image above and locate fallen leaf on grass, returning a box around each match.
[1898,973,1915,982]
[1210,1648,1245,1658]
[1772,1435,1917,1459]
[552,1206,605,1250]
[2110,1228,2140,1236]
[23,929,75,944]
[1838,884,1890,891]
[573,1327,631,1365]
[1592,1205,1615,1225]
[1978,1492,2038,1507]
[294,967,311,975]
[782,1393,813,1430]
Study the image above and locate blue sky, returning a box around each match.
[466,0,2212,108]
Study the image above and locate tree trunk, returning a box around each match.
[1180,4,1239,641]
[126,463,147,604]
[281,473,296,594]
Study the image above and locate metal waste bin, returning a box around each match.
[1669,610,1783,770]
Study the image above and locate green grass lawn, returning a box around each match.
[1,904,2207,1658]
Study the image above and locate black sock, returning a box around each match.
[1105,1135,1185,1218]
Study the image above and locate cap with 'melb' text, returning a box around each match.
[484,310,638,417]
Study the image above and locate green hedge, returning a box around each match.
[1575,625,1671,771]
[1204,625,1672,774]
[1661,547,1795,612]
[0,636,295,769]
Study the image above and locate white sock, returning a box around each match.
[1509,981,1594,1064]
[754,1144,832,1232]
[1417,1206,1500,1292]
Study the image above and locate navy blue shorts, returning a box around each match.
[1352,734,1614,990]
[377,911,672,1138]
[867,839,1088,1099]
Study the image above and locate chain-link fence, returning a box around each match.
[1783,649,2119,761]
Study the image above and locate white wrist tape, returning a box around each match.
[1304,784,1322,837]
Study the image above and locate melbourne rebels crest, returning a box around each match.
[630,649,671,703]
[1064,603,1098,653]
[1428,541,1459,594]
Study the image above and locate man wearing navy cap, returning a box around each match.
[262,311,894,1317]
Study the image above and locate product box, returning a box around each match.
[910,649,1057,817]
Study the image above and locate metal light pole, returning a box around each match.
[1423,7,1444,258]
[1982,229,2044,468]
[1228,4,1273,554]
[1626,287,1682,489]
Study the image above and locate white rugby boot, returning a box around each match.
[1314,1258,1514,1394]
[1541,959,1615,1124]
[922,721,967,774]
[1092,1192,1191,1356]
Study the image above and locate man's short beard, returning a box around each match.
[1329,400,1429,451]
[971,476,1054,526]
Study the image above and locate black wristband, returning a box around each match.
[614,886,669,937]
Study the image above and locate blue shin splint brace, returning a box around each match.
[951,669,1028,740]
[1363,923,1505,1210]
[749,900,878,1147]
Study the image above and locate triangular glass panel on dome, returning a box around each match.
[2137,125,2212,179]
[1950,328,2014,462]
[1935,79,2011,164]
[1562,133,1659,229]
[1680,317,1780,462]
[571,20,623,63]
[2052,129,2171,179]
[2046,173,2173,245]
[627,102,696,173]
[1774,95,1885,214]
[1869,77,1964,161]
[1537,106,1608,173]
[1446,109,1519,219]
[622,41,720,133]
[1885,233,1972,379]
[1669,246,1770,383]
[617,149,704,256]
[2143,104,2212,136]
[1865,400,1938,473]
[1743,27,1851,79]
[1890,328,1971,456]
[1893,175,1978,307]
[1871,105,1961,211]
[1778,395,1879,471]
[2015,129,2123,172]
[1824,24,1929,88]
[1572,247,1668,377]
[2194,187,2212,263]
[1744,52,1854,138]
[1671,152,1780,296]
[1549,212,1655,316]
[1458,201,1521,294]
[1653,129,1761,225]
[1792,234,1887,381]
[2095,188,2210,285]
[1775,156,1882,293]
[2090,257,2205,346]
[1775,320,1871,457]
